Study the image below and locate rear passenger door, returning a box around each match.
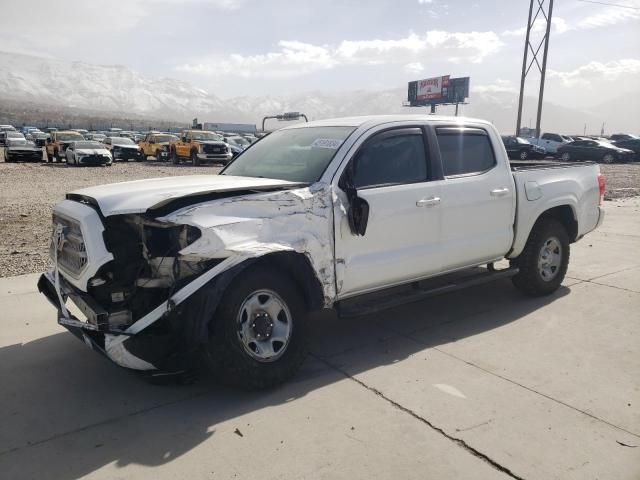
[435,127,515,270]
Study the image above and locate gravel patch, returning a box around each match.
[1,151,638,277]
[0,151,221,277]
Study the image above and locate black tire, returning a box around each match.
[601,153,614,164]
[171,148,180,165]
[156,149,163,162]
[560,151,571,162]
[519,149,529,160]
[510,218,570,297]
[191,149,200,166]
[46,150,53,163]
[4,151,11,162]
[203,266,309,390]
[54,149,60,162]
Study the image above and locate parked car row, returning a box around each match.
[501,132,639,164]
[2,122,264,166]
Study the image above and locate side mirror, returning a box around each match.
[181,137,187,142]
[340,162,369,236]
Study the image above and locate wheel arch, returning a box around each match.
[536,205,578,242]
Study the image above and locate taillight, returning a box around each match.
[598,174,605,205]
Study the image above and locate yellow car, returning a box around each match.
[46,130,85,162]
[170,130,232,165]
[139,132,179,161]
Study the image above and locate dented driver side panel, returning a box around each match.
[162,183,338,304]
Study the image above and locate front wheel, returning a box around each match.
[519,149,529,160]
[191,150,200,166]
[156,149,163,162]
[203,266,308,390]
[561,152,571,162]
[601,153,614,164]
[171,149,179,165]
[510,218,570,297]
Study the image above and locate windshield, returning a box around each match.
[229,136,250,146]
[111,137,135,145]
[59,133,84,141]
[222,126,355,183]
[191,131,222,141]
[516,137,531,145]
[7,138,28,146]
[7,132,24,138]
[75,141,103,149]
[154,134,178,143]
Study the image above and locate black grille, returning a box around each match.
[203,144,226,154]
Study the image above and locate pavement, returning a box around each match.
[1,199,639,480]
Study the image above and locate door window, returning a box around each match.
[351,128,428,189]
[436,129,496,176]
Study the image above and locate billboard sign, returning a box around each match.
[416,75,450,101]
[407,76,469,106]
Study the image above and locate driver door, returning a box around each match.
[334,127,442,298]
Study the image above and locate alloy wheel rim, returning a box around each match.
[236,289,292,362]
[537,236,562,282]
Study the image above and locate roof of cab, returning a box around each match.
[280,114,492,130]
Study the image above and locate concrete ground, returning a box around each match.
[1,199,639,480]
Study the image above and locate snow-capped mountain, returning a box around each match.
[0,51,235,120]
[0,50,636,134]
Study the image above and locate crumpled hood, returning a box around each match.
[68,175,300,216]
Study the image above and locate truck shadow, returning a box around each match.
[0,278,569,478]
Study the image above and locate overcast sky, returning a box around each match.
[0,0,638,108]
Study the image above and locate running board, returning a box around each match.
[336,267,519,318]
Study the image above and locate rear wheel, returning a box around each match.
[561,152,571,162]
[601,153,614,164]
[511,218,570,297]
[191,149,200,166]
[519,149,529,160]
[203,266,309,390]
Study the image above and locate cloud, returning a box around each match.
[548,58,640,87]
[502,4,639,37]
[178,30,504,77]
[577,7,640,29]
[404,62,425,74]
[472,79,517,94]
[502,17,570,37]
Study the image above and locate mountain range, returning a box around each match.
[0,50,637,135]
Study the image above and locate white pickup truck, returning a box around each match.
[527,132,573,154]
[39,115,605,389]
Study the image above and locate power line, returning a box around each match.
[577,0,640,10]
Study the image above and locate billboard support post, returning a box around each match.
[515,0,554,137]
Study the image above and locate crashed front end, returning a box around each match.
[38,199,218,372]
[38,183,336,374]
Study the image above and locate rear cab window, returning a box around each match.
[435,127,496,177]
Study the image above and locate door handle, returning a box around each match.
[416,197,441,207]
[490,188,509,197]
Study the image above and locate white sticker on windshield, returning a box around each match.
[311,138,343,149]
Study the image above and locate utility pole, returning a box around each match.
[515,0,554,138]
